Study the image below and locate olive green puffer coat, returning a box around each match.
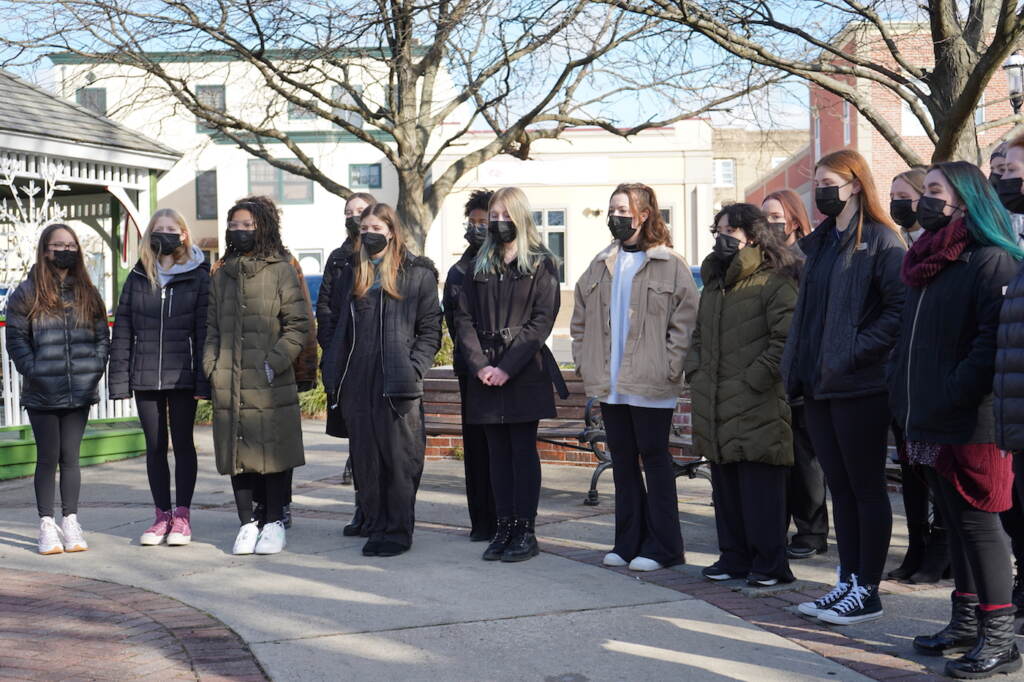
[685,247,797,466]
[203,253,311,476]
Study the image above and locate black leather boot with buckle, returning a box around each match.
[946,605,1022,679]
[501,517,539,562]
[482,517,513,561]
[913,591,978,656]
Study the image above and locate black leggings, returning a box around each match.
[484,421,541,519]
[135,390,198,511]
[804,394,892,585]
[927,467,1013,606]
[231,471,290,525]
[27,407,90,518]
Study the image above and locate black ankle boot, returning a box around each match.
[946,605,1021,679]
[913,592,978,656]
[910,525,950,584]
[888,523,929,581]
[482,517,513,561]
[501,517,539,563]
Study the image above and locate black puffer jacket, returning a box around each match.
[995,255,1024,451]
[5,269,110,410]
[321,254,443,423]
[781,216,906,400]
[454,256,561,424]
[316,239,354,350]
[108,260,211,400]
[890,241,1017,444]
[442,246,479,376]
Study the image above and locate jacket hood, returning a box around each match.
[701,245,764,286]
[158,245,206,278]
[218,251,290,278]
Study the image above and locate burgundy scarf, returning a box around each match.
[900,217,970,288]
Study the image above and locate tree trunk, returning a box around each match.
[395,168,433,254]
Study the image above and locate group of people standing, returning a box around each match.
[17,136,1024,678]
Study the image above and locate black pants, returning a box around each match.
[804,394,892,585]
[787,404,829,550]
[135,390,198,511]
[459,376,495,537]
[231,471,290,525]
[484,421,541,519]
[28,407,90,518]
[711,461,794,581]
[927,467,1013,606]
[1001,453,1024,566]
[601,403,684,566]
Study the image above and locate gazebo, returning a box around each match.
[0,69,181,477]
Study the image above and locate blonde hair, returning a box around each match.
[474,186,554,277]
[140,208,193,288]
[353,203,406,299]
[893,167,927,197]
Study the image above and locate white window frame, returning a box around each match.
[813,115,821,160]
[532,208,567,284]
[713,159,736,188]
[843,101,851,145]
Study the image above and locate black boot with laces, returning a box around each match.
[482,517,513,561]
[501,517,539,562]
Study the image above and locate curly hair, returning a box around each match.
[464,189,493,217]
[225,195,287,259]
[712,203,799,279]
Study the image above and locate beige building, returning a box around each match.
[712,128,809,208]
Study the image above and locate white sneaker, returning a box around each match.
[38,516,64,555]
[603,552,628,567]
[232,522,260,555]
[628,556,663,572]
[61,514,88,552]
[254,521,286,555]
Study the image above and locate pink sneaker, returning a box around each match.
[140,508,172,546]
[166,507,192,546]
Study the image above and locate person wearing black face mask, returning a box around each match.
[316,192,377,538]
[443,189,497,542]
[690,204,799,588]
[322,203,442,558]
[109,209,211,548]
[572,184,697,572]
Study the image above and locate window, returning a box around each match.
[712,159,735,188]
[660,207,672,229]
[196,85,226,131]
[288,100,317,120]
[247,159,314,204]
[76,87,107,116]
[531,209,566,284]
[975,95,986,126]
[332,85,364,129]
[900,80,932,137]
[771,156,788,169]
[297,249,324,275]
[813,115,821,160]
[843,100,852,145]
[349,163,382,189]
[195,170,218,220]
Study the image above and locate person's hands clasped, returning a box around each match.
[477,366,511,387]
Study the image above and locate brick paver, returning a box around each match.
[0,568,266,681]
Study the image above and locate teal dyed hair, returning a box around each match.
[932,161,1024,260]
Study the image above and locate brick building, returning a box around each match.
[711,128,808,208]
[746,22,1019,211]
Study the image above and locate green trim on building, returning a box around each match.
[208,129,393,145]
[0,418,145,481]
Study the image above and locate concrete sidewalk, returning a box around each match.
[0,420,981,680]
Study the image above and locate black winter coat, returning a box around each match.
[454,256,561,424]
[995,256,1024,451]
[5,270,110,410]
[316,239,354,350]
[442,246,479,376]
[781,216,906,400]
[890,242,1017,445]
[108,261,211,399]
[321,254,444,434]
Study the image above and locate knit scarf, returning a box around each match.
[900,217,969,288]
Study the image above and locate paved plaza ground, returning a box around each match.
[0,421,1022,681]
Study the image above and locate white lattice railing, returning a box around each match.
[0,320,137,427]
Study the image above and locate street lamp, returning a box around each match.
[1004,51,1024,114]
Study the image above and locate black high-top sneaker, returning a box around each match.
[913,591,978,656]
[818,574,883,625]
[798,567,850,617]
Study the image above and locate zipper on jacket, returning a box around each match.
[332,302,357,408]
[158,287,166,390]
[63,304,72,406]
[168,288,174,317]
[188,337,193,369]
[904,285,927,434]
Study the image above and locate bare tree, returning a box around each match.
[595,0,1024,165]
[0,156,69,288]
[0,0,776,249]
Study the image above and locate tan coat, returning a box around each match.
[571,243,699,400]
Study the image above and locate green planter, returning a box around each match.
[0,417,145,481]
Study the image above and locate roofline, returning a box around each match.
[743,143,812,195]
[0,131,179,176]
[48,47,413,65]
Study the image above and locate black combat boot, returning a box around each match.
[501,517,539,563]
[912,591,978,656]
[482,517,513,561]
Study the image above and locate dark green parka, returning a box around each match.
[685,246,797,466]
[203,253,311,476]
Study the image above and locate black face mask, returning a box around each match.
[990,173,1003,191]
[488,220,517,244]
[815,184,848,217]
[361,232,389,256]
[916,196,956,232]
[52,250,77,270]
[226,229,256,254]
[889,199,917,229]
[150,233,182,256]
[997,177,1024,214]
[465,224,487,248]
[767,221,787,237]
[607,215,636,242]
[345,216,361,240]
[712,233,741,264]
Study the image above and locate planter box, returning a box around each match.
[0,417,145,480]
